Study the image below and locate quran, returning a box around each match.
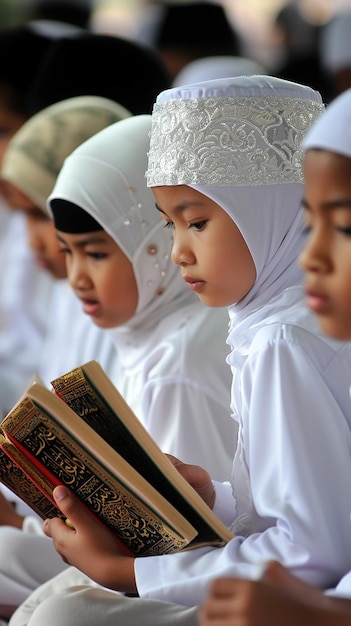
[0,360,233,557]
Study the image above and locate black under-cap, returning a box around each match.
[51,199,103,234]
[27,32,172,116]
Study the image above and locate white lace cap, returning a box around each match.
[147,75,324,187]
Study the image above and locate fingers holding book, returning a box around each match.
[43,485,137,593]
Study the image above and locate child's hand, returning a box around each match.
[43,485,136,593]
[198,576,306,626]
[199,563,349,626]
[166,454,216,508]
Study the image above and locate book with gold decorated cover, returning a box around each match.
[0,360,233,557]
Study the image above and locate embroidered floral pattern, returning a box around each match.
[147,96,324,187]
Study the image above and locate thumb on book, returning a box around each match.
[52,485,77,528]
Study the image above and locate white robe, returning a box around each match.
[134,287,351,605]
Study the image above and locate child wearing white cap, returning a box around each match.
[200,83,351,626]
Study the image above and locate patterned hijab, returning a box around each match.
[147,75,324,330]
[47,115,196,333]
[1,95,131,214]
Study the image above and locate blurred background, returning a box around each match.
[0,0,351,68]
[2,0,350,70]
[2,0,351,104]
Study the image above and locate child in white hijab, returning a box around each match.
[0,95,130,621]
[199,84,351,626]
[10,76,351,626]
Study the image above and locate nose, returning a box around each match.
[299,226,332,274]
[67,255,92,291]
[171,231,195,267]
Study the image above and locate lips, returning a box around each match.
[304,288,329,314]
[183,276,205,293]
[78,298,100,316]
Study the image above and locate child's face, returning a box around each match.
[152,185,256,307]
[1,181,67,280]
[299,149,351,340]
[57,229,138,329]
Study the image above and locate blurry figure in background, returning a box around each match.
[0,25,59,418]
[0,94,130,622]
[274,1,319,63]
[134,1,242,81]
[26,31,171,115]
[172,55,266,88]
[273,1,334,104]
[19,0,93,30]
[319,11,351,99]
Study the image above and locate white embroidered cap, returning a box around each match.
[146,75,324,188]
[303,87,351,159]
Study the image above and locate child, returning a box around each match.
[199,84,351,626]
[9,76,351,626]
[0,95,129,620]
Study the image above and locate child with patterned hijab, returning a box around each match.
[9,76,351,626]
[0,95,130,620]
[199,84,351,626]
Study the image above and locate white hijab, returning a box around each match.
[303,86,351,158]
[47,115,196,340]
[146,75,325,342]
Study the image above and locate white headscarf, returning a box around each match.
[47,115,196,335]
[1,95,131,215]
[303,86,351,157]
[147,75,325,332]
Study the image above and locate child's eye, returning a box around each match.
[163,221,174,230]
[337,226,351,237]
[190,220,207,231]
[59,246,71,255]
[88,252,107,260]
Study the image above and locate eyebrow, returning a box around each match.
[301,197,351,211]
[56,233,109,247]
[155,200,204,215]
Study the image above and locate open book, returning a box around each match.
[0,360,234,557]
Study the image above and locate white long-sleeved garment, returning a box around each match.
[135,287,351,604]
